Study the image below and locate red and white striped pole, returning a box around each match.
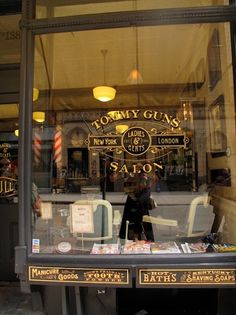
[54,125,62,171]
[33,127,42,166]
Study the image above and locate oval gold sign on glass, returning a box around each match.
[121,126,151,156]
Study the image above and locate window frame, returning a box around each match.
[18,0,236,273]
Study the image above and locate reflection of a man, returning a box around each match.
[0,158,13,177]
[32,182,42,220]
[119,164,154,241]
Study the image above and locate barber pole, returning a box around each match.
[33,127,42,166]
[54,126,62,170]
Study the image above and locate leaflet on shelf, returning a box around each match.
[181,242,208,253]
[151,241,181,254]
[122,240,151,254]
[90,243,121,254]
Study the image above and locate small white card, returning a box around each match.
[41,202,53,220]
[70,204,94,234]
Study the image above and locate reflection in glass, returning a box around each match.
[31,22,236,256]
[36,0,230,19]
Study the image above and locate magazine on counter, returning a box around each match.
[122,240,151,254]
[212,243,236,253]
[151,241,181,254]
[90,243,120,254]
[181,242,208,253]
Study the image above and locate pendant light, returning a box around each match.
[33,88,39,102]
[127,25,143,84]
[116,124,129,134]
[32,88,45,123]
[33,111,45,123]
[93,49,116,102]
[127,1,143,85]
[178,99,192,121]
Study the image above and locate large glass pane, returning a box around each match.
[32,22,236,256]
[0,103,19,281]
[0,13,20,280]
[0,104,19,196]
[36,0,231,19]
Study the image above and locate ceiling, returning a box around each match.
[35,0,224,19]
[33,23,209,113]
[0,2,224,131]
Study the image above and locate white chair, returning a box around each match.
[143,193,215,240]
[185,194,214,238]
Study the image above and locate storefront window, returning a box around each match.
[0,104,19,202]
[0,14,20,204]
[31,22,236,256]
[36,0,232,19]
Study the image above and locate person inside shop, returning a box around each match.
[119,163,154,241]
[152,169,169,192]
[32,182,42,219]
[0,158,13,177]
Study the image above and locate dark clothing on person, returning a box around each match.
[119,172,154,241]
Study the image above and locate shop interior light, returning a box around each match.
[32,88,45,122]
[14,129,19,137]
[93,86,116,102]
[93,49,116,102]
[127,68,143,84]
[127,23,143,85]
[178,99,192,121]
[116,124,129,134]
[33,111,45,123]
[33,88,39,102]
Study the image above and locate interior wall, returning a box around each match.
[202,23,236,243]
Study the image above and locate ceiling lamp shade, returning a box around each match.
[127,68,143,84]
[93,86,116,102]
[93,49,116,102]
[33,88,39,102]
[127,25,143,85]
[33,111,45,123]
